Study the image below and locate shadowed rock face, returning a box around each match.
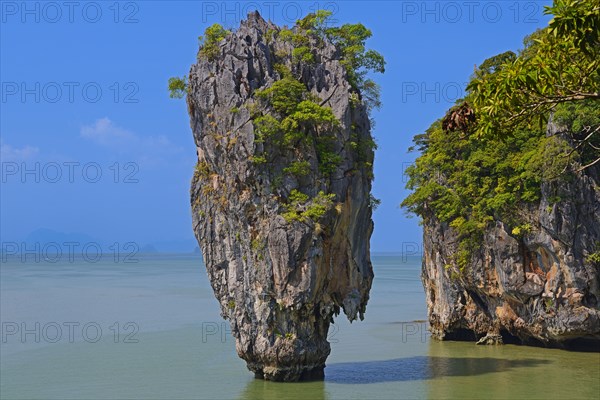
[188,12,375,380]
[422,125,600,349]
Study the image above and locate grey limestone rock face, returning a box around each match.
[187,12,375,380]
[422,125,600,349]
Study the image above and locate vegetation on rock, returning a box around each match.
[249,11,384,223]
[168,75,187,99]
[274,10,385,112]
[402,0,600,270]
[253,69,341,178]
[169,10,384,182]
[168,23,229,98]
[197,23,229,60]
[282,190,337,223]
[467,0,599,142]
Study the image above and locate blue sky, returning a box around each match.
[1,0,551,253]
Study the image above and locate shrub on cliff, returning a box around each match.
[168,23,229,98]
[277,10,385,112]
[402,0,600,270]
[197,23,228,60]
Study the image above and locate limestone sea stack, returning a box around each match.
[188,12,376,380]
[422,122,600,349]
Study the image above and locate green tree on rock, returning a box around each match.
[402,0,600,271]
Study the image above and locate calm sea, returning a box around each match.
[1,254,598,399]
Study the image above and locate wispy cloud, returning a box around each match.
[80,118,185,166]
[0,141,40,162]
[80,117,136,146]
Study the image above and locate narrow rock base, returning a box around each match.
[252,364,325,382]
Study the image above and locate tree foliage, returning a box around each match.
[466,0,599,142]
[324,23,385,89]
[288,10,386,111]
[297,10,332,32]
[282,190,336,223]
[197,23,228,60]
[553,99,600,170]
[253,71,341,174]
[168,23,228,98]
[402,0,599,271]
[402,119,547,231]
[255,77,307,116]
[168,76,187,99]
[168,11,385,114]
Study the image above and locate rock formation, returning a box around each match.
[422,123,600,349]
[188,12,375,380]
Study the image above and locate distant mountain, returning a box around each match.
[144,239,198,253]
[140,244,158,253]
[24,228,98,244]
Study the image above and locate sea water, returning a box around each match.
[1,254,599,399]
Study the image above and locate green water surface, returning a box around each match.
[1,255,598,399]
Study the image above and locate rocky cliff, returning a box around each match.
[422,124,600,349]
[188,12,375,380]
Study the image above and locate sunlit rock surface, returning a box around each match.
[188,12,375,380]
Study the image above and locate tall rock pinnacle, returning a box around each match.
[188,12,377,381]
